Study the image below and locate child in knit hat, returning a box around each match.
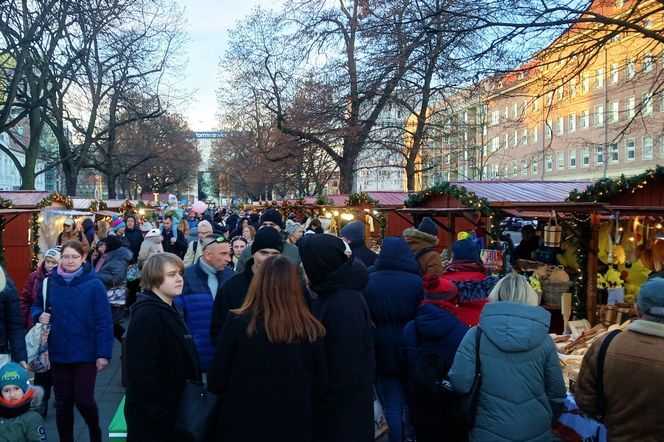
[0,362,46,441]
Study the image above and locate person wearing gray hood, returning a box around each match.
[448,273,565,441]
[96,235,133,343]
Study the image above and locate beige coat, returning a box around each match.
[575,319,664,441]
[403,228,443,276]
[137,237,164,269]
[57,229,90,255]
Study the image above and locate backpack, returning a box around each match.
[414,247,436,260]
[410,331,459,409]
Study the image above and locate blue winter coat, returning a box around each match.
[97,246,133,289]
[177,261,234,371]
[400,303,469,434]
[363,236,424,376]
[448,302,566,442]
[31,263,113,364]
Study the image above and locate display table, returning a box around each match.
[108,396,127,442]
[553,393,606,441]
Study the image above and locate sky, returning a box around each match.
[180,0,278,131]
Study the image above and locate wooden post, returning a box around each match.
[587,213,600,324]
[448,212,455,248]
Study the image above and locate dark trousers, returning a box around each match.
[126,279,140,308]
[34,369,53,401]
[52,363,102,442]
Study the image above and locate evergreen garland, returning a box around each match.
[567,166,662,202]
[346,192,378,206]
[36,192,73,209]
[0,198,12,267]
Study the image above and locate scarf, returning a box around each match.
[57,264,84,283]
[198,258,219,299]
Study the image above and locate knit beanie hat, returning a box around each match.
[111,215,126,232]
[259,208,283,227]
[285,222,302,237]
[298,234,349,288]
[452,238,481,262]
[0,362,29,393]
[340,221,365,243]
[251,226,284,254]
[44,246,61,263]
[105,234,123,253]
[418,217,438,237]
[140,221,153,232]
[637,277,664,318]
[422,274,458,301]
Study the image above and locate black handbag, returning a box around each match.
[174,380,220,442]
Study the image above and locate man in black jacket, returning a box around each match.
[209,227,283,345]
[340,220,377,267]
[161,217,187,259]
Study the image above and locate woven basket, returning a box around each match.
[541,281,570,306]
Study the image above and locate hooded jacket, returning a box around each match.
[309,258,374,442]
[363,237,423,376]
[348,240,378,268]
[31,263,113,364]
[403,228,443,276]
[443,260,499,302]
[124,225,143,265]
[97,246,133,289]
[82,218,96,247]
[137,237,163,269]
[57,229,90,255]
[0,386,45,442]
[448,302,566,442]
[124,292,201,442]
[575,319,664,441]
[177,260,234,370]
[400,303,469,436]
[0,269,27,363]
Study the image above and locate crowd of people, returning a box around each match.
[0,203,663,442]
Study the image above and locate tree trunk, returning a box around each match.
[338,153,355,194]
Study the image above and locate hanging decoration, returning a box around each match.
[119,200,135,215]
[0,198,12,267]
[31,193,74,270]
[89,200,108,212]
[346,192,378,207]
[315,195,332,206]
[567,166,662,202]
[36,192,73,210]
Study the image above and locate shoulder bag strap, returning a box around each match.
[596,329,621,421]
[474,326,482,379]
[42,277,49,312]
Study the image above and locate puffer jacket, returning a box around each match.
[31,263,113,364]
[177,261,234,371]
[400,303,469,436]
[448,301,566,442]
[403,228,443,276]
[0,269,27,363]
[443,260,499,302]
[137,238,164,269]
[363,237,423,376]
[575,319,664,441]
[97,246,133,289]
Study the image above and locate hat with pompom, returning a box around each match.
[422,274,458,301]
[111,215,126,232]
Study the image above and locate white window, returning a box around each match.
[546,154,553,171]
[643,136,654,160]
[569,78,577,97]
[582,73,590,93]
[609,101,619,124]
[595,68,604,88]
[626,138,635,160]
[610,143,619,162]
[568,113,576,132]
[503,106,509,120]
[491,110,500,125]
[569,149,577,168]
[503,134,509,149]
[546,91,553,105]
[522,128,528,145]
[532,160,538,175]
[596,146,604,165]
[557,151,564,170]
[594,105,604,127]
[581,110,589,129]
[532,127,538,144]
[610,63,619,83]
[512,131,518,147]
[521,100,528,116]
[532,97,539,112]
[643,53,653,72]
[512,103,518,119]
[626,97,635,118]
[545,121,552,138]
[582,147,590,167]
[521,160,528,176]
[556,86,564,101]
[491,164,499,178]
[491,136,499,152]
[642,93,653,116]
[557,116,564,135]
[627,59,635,79]
[512,160,518,176]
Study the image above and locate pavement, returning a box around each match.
[42,339,125,442]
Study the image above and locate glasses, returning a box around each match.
[202,235,227,251]
[61,255,82,260]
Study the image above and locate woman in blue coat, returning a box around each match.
[363,236,424,442]
[32,239,113,442]
[448,273,566,441]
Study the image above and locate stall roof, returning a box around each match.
[447,180,590,203]
[72,198,140,210]
[0,191,51,208]
[303,191,411,207]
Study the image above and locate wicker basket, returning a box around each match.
[541,281,570,306]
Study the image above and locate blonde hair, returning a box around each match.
[488,272,539,306]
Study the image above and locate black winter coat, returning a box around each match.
[209,262,254,346]
[124,227,143,264]
[310,258,374,442]
[161,228,187,258]
[124,292,201,442]
[207,313,327,442]
[0,269,27,362]
[348,240,378,268]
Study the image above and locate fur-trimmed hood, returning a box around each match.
[403,227,438,249]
